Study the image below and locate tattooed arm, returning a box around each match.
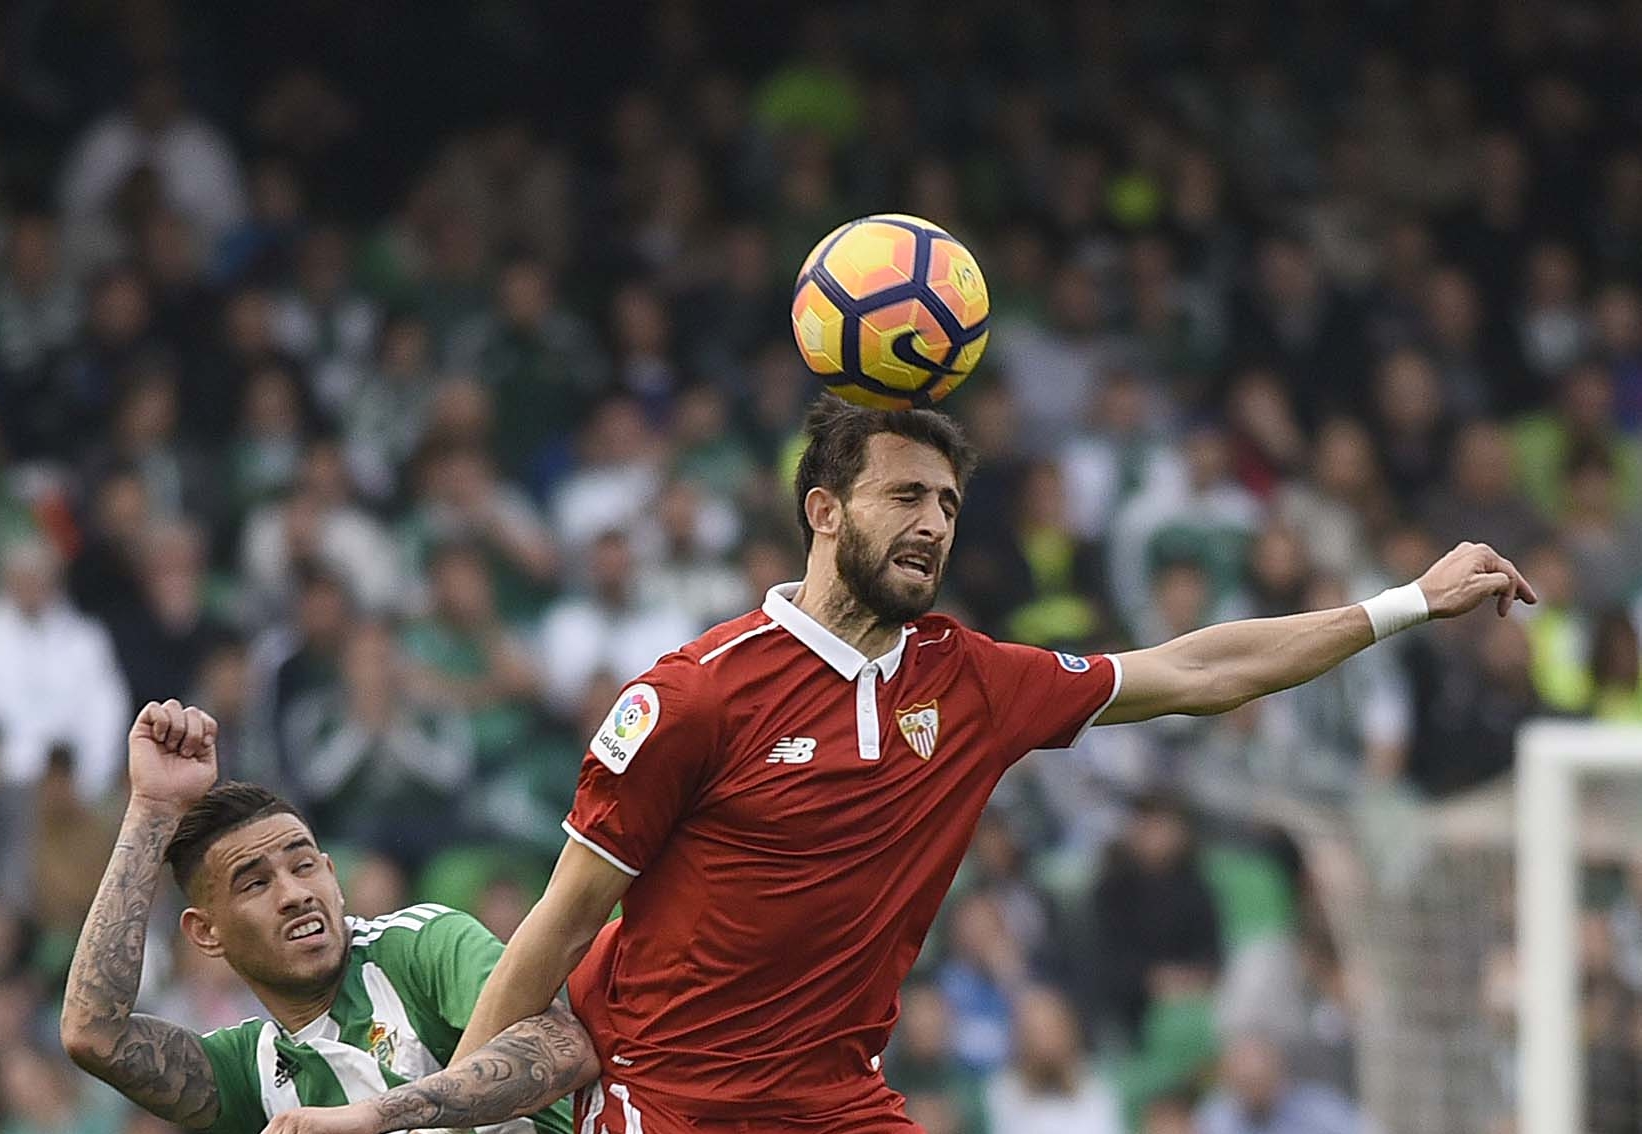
[259,1004,600,1134]
[61,701,223,1129]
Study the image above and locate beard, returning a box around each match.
[835,512,943,626]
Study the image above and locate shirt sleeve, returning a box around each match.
[197,1020,266,1134]
[409,908,507,1032]
[562,657,718,877]
[969,633,1122,759]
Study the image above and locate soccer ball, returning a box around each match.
[791,213,990,409]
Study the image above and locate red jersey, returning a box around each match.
[563,584,1122,1119]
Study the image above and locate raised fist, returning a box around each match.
[127,700,219,817]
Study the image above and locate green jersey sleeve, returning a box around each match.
[197,1019,268,1134]
[410,907,506,1032]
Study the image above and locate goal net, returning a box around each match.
[1172,719,1642,1134]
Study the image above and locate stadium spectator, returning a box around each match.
[1197,1032,1364,1134]
[57,66,248,269]
[1085,793,1223,1042]
[238,439,400,624]
[1108,420,1261,639]
[105,518,228,709]
[467,252,608,484]
[39,266,156,461]
[1513,361,1642,519]
[1420,419,1549,563]
[1058,369,1185,547]
[0,213,79,386]
[221,361,312,521]
[535,526,698,716]
[884,982,991,1134]
[1368,347,1453,508]
[83,351,215,521]
[399,540,542,770]
[269,224,380,387]
[28,747,120,942]
[338,310,440,502]
[985,985,1124,1134]
[281,617,472,862]
[993,258,1116,447]
[635,478,750,627]
[1557,445,1642,610]
[398,438,556,621]
[936,891,1032,1077]
[67,466,151,625]
[1227,231,1366,429]
[0,537,129,804]
[1403,614,1543,796]
[0,1043,123,1134]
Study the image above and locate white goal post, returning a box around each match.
[1516,720,1642,1134]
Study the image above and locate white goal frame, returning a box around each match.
[1516,720,1642,1134]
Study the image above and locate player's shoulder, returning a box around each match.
[679,607,780,671]
[200,1015,268,1049]
[907,613,994,661]
[910,615,1111,676]
[347,903,474,955]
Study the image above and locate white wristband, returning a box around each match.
[1359,582,1429,642]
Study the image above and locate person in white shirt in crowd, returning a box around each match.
[634,478,749,627]
[535,526,698,718]
[1109,418,1263,639]
[993,257,1127,448]
[239,438,401,626]
[985,985,1125,1134]
[269,225,381,400]
[58,67,248,271]
[0,537,130,800]
[549,394,668,553]
[1059,369,1186,545]
[0,537,130,900]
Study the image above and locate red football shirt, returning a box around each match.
[563,584,1122,1118]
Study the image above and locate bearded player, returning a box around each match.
[60,699,599,1134]
[283,396,1532,1134]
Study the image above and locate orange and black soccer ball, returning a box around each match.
[790,213,990,409]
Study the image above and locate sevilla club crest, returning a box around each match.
[896,701,940,760]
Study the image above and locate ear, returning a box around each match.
[180,907,225,959]
[804,486,842,542]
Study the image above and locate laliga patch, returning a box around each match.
[591,683,660,774]
[1055,651,1092,673]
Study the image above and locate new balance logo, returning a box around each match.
[766,737,817,764]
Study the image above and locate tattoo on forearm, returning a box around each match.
[369,1004,597,1131]
[61,810,220,1128]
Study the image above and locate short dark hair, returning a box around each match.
[792,396,978,551]
[165,783,306,894]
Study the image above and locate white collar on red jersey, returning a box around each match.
[762,583,912,682]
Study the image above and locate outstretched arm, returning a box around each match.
[453,839,631,1060]
[1103,541,1535,724]
[61,701,222,1129]
[259,1003,599,1134]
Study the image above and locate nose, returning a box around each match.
[914,497,950,544]
[273,871,314,915]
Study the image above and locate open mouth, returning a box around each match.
[891,551,935,581]
[285,917,326,943]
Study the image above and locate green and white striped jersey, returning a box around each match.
[197,903,573,1134]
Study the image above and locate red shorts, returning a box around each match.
[572,1078,922,1134]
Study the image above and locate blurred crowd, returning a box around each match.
[6,0,1642,1131]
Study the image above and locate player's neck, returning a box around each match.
[791,578,904,662]
[255,971,346,1035]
